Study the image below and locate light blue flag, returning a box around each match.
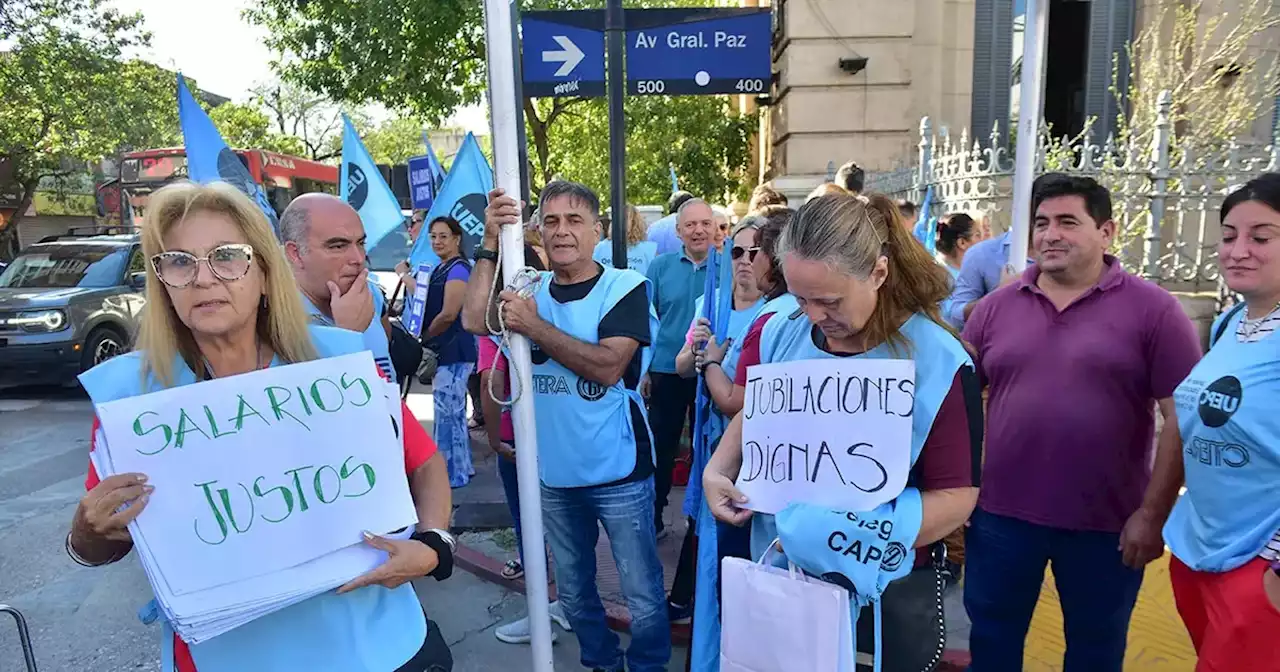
[408,132,493,269]
[422,134,447,192]
[669,163,679,194]
[340,114,406,250]
[176,73,279,231]
[913,185,936,256]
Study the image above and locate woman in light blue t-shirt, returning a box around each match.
[935,212,981,280]
[1162,173,1280,668]
[593,204,658,276]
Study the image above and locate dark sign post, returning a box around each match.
[520,6,772,268]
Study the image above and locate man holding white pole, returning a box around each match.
[470,181,670,672]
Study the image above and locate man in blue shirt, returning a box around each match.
[646,191,695,256]
[942,174,1061,329]
[644,198,715,538]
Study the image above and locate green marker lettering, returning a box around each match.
[174,408,211,448]
[253,476,295,523]
[310,377,345,413]
[284,465,316,512]
[204,405,236,438]
[313,465,342,504]
[340,372,373,407]
[132,411,173,455]
[193,480,229,545]
[230,394,268,431]
[266,386,310,430]
[294,386,314,415]
[339,456,376,497]
[217,482,255,535]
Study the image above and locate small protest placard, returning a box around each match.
[404,263,433,338]
[94,352,417,596]
[736,358,915,515]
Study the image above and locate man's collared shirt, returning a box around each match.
[943,231,1033,329]
[962,257,1202,532]
[645,249,708,374]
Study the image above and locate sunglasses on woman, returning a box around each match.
[151,244,255,288]
[731,245,761,262]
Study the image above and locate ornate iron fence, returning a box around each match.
[865,90,1280,293]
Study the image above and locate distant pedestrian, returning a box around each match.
[1164,172,1280,670]
[936,213,981,279]
[962,175,1202,671]
[897,199,918,231]
[593,204,658,275]
[834,160,865,195]
[647,190,696,256]
[645,198,716,539]
[747,184,788,212]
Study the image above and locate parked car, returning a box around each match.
[0,233,146,387]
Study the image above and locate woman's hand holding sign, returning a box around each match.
[78,473,153,542]
[336,531,440,594]
[705,470,753,527]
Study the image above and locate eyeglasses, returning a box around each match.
[731,246,761,262]
[151,244,255,288]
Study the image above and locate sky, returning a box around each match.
[110,0,488,133]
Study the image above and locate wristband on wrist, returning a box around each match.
[474,248,498,264]
[411,529,456,580]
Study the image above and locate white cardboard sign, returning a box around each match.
[736,358,915,515]
[94,352,417,595]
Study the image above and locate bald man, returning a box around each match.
[280,193,396,381]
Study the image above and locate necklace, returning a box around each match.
[203,338,267,380]
[1241,301,1280,340]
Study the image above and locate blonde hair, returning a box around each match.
[138,181,318,386]
[625,204,648,246]
[779,192,953,353]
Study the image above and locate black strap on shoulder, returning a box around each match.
[1212,302,1247,346]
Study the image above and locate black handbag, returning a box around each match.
[387,278,425,395]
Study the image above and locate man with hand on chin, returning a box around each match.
[280,193,397,382]
[462,182,670,672]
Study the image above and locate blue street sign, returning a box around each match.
[626,9,772,96]
[522,11,606,98]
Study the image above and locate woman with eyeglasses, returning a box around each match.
[67,182,455,672]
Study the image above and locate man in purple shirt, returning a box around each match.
[962,176,1202,671]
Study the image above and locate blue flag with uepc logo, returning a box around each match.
[176,73,279,232]
[408,132,493,269]
[340,114,405,250]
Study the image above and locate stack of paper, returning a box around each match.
[89,352,418,643]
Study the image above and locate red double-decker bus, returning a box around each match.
[111,148,338,219]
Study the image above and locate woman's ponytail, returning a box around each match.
[863,193,955,342]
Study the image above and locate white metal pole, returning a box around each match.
[1008,0,1050,272]
[481,1,555,670]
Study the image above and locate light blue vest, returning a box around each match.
[749,311,972,561]
[300,278,396,382]
[1164,309,1280,572]
[593,239,659,277]
[531,266,659,488]
[77,325,426,672]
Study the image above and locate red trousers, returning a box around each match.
[1170,555,1280,671]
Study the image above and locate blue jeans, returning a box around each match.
[542,478,671,672]
[432,362,475,488]
[497,454,522,563]
[964,508,1144,672]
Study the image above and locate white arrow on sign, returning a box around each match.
[542,35,585,77]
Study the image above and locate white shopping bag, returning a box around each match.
[720,540,855,672]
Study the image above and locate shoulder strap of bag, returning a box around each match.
[1212,302,1247,346]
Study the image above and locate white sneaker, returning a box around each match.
[548,601,572,631]
[494,602,572,644]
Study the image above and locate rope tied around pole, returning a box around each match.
[483,236,543,409]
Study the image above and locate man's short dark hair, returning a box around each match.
[1031,174,1113,226]
[896,199,917,219]
[834,161,865,194]
[538,180,601,220]
[667,190,695,215]
[749,184,788,211]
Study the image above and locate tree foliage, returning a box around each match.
[1113,0,1280,149]
[250,81,344,160]
[0,0,179,257]
[533,95,756,206]
[246,0,754,206]
[208,102,308,157]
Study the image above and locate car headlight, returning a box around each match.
[11,309,68,332]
